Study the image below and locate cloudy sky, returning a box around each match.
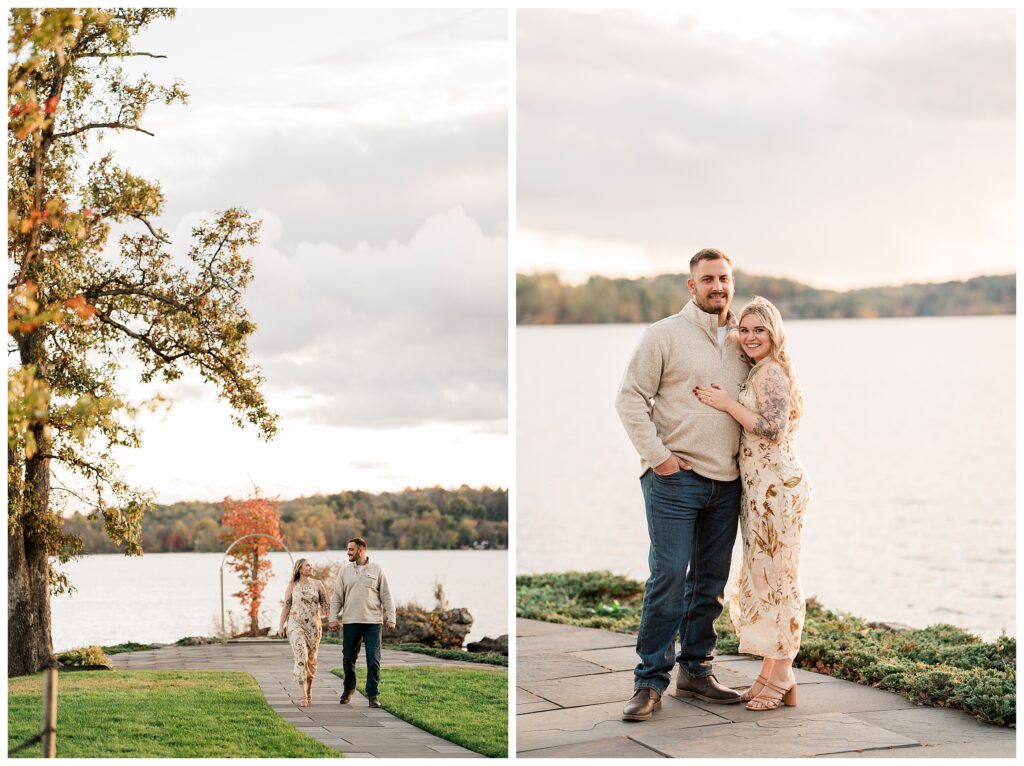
[86,9,508,502]
[517,9,1015,288]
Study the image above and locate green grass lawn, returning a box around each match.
[8,670,337,758]
[334,666,507,757]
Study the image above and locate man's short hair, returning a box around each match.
[348,537,367,549]
[689,248,732,277]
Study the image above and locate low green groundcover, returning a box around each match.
[517,570,1015,728]
[7,670,336,758]
[100,641,166,655]
[381,642,507,667]
[334,665,507,757]
[319,637,507,666]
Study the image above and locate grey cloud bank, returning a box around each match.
[518,9,1014,287]
[245,209,507,429]
[161,113,507,249]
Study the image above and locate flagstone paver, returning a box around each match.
[516,618,1015,758]
[635,712,919,758]
[112,639,503,757]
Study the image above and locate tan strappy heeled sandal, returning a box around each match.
[745,677,797,711]
[739,674,770,702]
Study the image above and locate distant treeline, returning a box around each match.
[517,272,1015,324]
[64,486,508,554]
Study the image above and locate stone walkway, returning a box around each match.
[516,619,1015,758]
[112,640,501,758]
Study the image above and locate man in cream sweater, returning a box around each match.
[615,248,749,721]
[328,537,397,707]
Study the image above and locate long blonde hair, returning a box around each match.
[738,296,804,420]
[291,558,309,583]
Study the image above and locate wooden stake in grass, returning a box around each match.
[42,667,57,757]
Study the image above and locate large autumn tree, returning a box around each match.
[8,9,277,676]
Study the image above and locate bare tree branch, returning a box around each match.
[86,285,194,312]
[50,483,103,514]
[129,213,171,243]
[93,311,190,363]
[51,122,155,140]
[78,51,168,60]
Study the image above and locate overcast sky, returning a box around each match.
[83,9,508,503]
[517,9,1015,288]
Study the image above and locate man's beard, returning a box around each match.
[695,291,731,315]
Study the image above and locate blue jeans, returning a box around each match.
[342,623,382,698]
[634,468,741,694]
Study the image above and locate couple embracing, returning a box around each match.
[615,248,810,720]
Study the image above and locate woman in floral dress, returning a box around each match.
[695,296,810,711]
[278,559,329,707]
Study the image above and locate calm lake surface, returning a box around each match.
[52,549,507,653]
[518,316,1015,640]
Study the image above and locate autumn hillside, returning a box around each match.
[517,272,1015,324]
[64,487,508,554]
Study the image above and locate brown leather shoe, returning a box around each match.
[339,689,354,704]
[622,687,662,721]
[368,697,382,708]
[675,667,742,704]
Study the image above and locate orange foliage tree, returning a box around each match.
[221,494,283,637]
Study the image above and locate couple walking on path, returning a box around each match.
[277,537,397,707]
[616,248,811,720]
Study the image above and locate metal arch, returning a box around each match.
[220,534,293,638]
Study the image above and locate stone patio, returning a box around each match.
[516,618,1015,758]
[112,639,504,757]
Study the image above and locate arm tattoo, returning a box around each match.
[751,364,790,442]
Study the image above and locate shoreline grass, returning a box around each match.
[333,665,507,757]
[517,570,1015,727]
[99,636,507,666]
[7,670,336,758]
[321,638,507,666]
[100,641,166,655]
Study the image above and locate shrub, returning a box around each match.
[56,645,112,669]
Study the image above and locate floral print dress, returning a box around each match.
[729,361,811,659]
[287,579,327,684]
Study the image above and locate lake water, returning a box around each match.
[52,549,507,653]
[517,316,1015,640]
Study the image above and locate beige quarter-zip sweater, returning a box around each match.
[615,300,750,480]
[328,558,397,625]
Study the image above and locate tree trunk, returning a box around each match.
[9,331,57,676]
[8,526,55,676]
[250,550,258,637]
